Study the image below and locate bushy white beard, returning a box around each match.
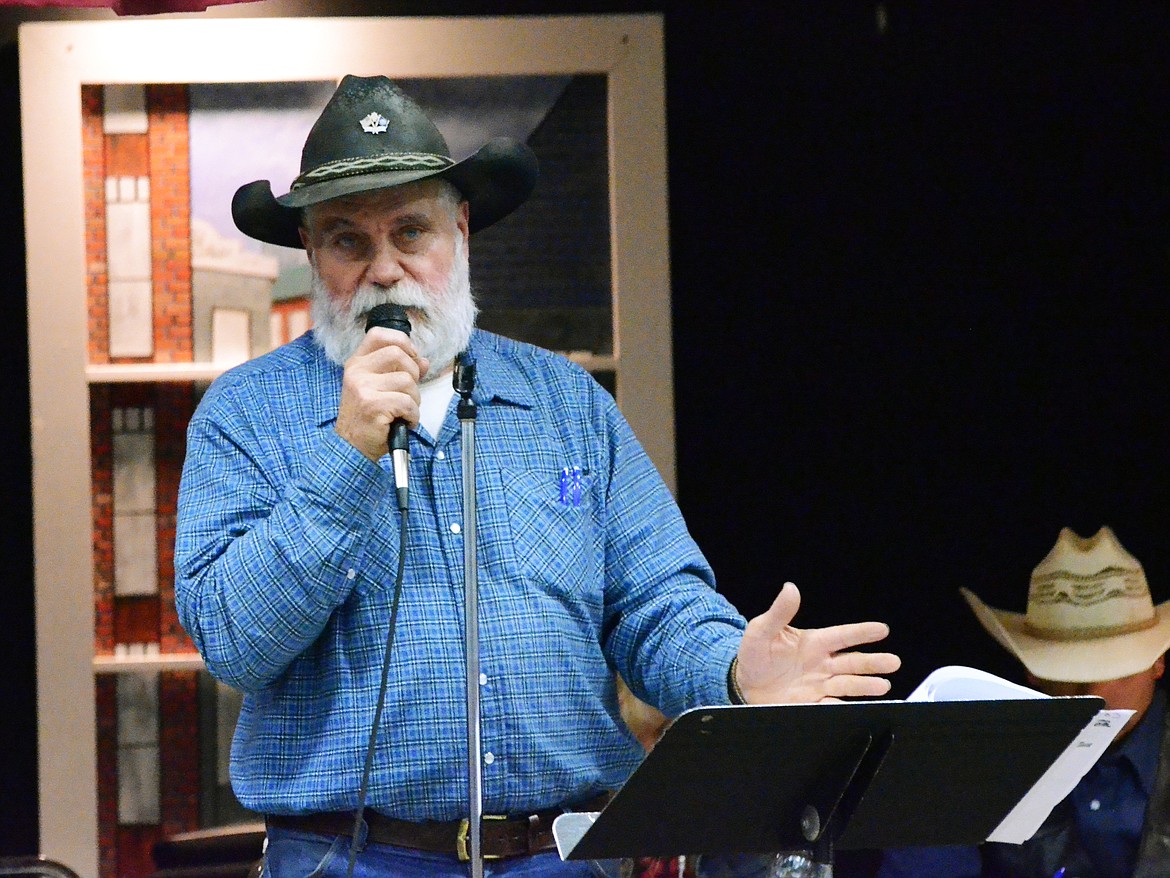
[310,237,475,378]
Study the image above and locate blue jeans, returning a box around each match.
[262,826,619,878]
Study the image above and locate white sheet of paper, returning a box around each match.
[552,811,600,860]
[906,665,1047,702]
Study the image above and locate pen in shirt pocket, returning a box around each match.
[558,465,589,506]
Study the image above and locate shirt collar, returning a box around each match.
[303,328,535,430]
[459,329,538,409]
[302,333,343,428]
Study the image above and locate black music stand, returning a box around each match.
[553,697,1105,873]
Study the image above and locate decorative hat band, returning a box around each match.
[291,152,455,190]
[1023,614,1157,641]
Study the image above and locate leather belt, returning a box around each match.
[266,792,612,862]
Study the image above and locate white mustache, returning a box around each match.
[379,288,431,314]
[348,283,430,324]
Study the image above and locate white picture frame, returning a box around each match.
[19,15,671,876]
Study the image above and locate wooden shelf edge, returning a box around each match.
[93,652,206,673]
[561,352,618,372]
[86,362,229,383]
[88,354,617,383]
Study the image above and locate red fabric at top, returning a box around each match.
[0,0,261,15]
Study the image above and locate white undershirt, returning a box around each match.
[417,370,456,441]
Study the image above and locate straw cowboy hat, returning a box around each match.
[232,74,539,249]
[961,526,1170,683]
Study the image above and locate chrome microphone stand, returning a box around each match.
[455,356,484,878]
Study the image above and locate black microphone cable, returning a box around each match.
[346,304,413,878]
[345,509,406,878]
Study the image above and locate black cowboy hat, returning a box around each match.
[232,74,539,249]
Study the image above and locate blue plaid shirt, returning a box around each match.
[175,329,746,819]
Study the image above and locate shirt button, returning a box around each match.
[1090,799,1101,811]
[484,752,495,765]
[436,450,446,460]
[479,673,488,686]
[450,522,462,534]
[346,569,356,580]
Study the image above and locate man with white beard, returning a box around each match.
[304,181,476,457]
[174,75,900,878]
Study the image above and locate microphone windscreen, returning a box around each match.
[365,303,412,336]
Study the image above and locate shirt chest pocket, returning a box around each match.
[498,464,599,601]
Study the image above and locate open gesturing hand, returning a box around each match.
[733,582,901,704]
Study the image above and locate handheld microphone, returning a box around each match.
[365,303,412,511]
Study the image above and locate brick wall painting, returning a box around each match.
[88,83,201,878]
